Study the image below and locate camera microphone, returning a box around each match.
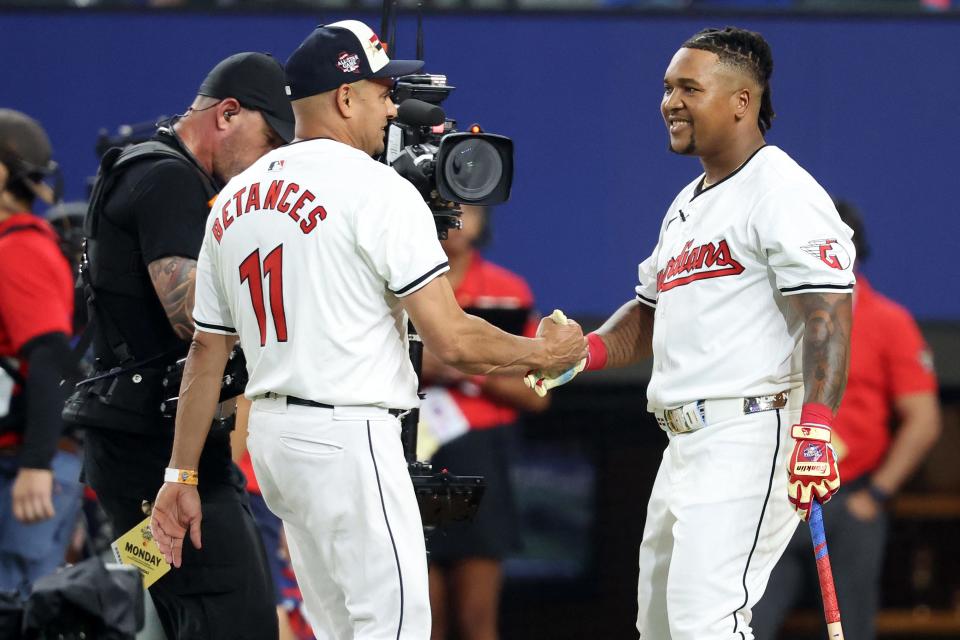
[398,99,445,127]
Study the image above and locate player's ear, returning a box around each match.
[335,84,353,118]
[0,162,8,194]
[733,87,751,123]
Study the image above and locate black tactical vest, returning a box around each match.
[63,135,218,433]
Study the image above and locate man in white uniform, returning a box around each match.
[526,27,855,639]
[149,21,587,640]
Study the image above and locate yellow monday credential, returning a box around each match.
[110,515,171,588]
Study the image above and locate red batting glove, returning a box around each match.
[787,403,841,521]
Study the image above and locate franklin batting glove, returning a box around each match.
[524,359,586,398]
[787,403,841,521]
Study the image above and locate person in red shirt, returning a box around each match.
[422,205,549,640]
[752,200,942,639]
[0,109,83,597]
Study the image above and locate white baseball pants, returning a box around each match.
[247,398,430,640]
[637,405,801,640]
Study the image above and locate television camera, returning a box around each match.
[383,74,513,239]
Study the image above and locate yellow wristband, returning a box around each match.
[164,467,199,486]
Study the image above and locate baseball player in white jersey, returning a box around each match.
[149,21,587,640]
[526,27,855,639]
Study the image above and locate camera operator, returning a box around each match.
[0,109,83,597]
[64,53,295,639]
[149,21,586,640]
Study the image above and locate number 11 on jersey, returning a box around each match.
[239,244,288,346]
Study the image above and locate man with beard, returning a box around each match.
[525,27,856,639]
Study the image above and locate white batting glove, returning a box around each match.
[524,310,587,397]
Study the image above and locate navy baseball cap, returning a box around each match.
[285,21,424,100]
[198,52,296,143]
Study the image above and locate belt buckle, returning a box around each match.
[659,403,704,435]
[666,410,689,434]
[742,392,788,415]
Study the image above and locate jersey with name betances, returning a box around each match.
[193,138,449,409]
[635,146,856,411]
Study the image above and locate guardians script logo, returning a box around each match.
[657,239,745,292]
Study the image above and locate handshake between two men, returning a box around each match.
[520,306,841,523]
[524,309,602,397]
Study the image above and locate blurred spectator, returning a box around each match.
[751,199,943,639]
[421,205,549,640]
[0,109,83,598]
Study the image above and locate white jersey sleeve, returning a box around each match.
[356,179,449,297]
[751,186,857,296]
[635,247,659,308]
[192,223,237,335]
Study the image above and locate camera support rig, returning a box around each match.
[380,1,512,528]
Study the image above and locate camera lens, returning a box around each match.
[442,138,503,202]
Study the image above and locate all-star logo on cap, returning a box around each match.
[337,51,361,74]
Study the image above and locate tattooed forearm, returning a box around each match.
[595,300,655,368]
[147,257,198,342]
[792,292,853,411]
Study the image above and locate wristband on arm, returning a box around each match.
[794,402,834,441]
[164,468,199,485]
[585,333,608,371]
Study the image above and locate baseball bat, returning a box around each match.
[809,500,844,639]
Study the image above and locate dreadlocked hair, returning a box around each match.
[682,26,776,134]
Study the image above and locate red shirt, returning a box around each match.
[0,213,74,359]
[447,253,537,430]
[0,213,73,447]
[833,276,938,482]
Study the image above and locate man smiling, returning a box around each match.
[525,27,856,639]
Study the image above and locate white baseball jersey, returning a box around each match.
[635,145,856,410]
[193,138,449,409]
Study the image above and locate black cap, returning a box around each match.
[285,20,424,100]
[198,52,296,143]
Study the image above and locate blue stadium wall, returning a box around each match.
[2,11,958,319]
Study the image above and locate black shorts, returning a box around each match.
[427,424,522,564]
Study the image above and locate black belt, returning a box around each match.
[286,396,404,417]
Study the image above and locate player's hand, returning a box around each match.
[11,468,55,523]
[536,309,588,376]
[150,482,202,568]
[787,419,841,521]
